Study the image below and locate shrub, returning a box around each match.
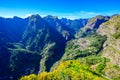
[20,74,37,80]
[20,60,107,80]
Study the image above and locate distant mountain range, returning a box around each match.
[0,14,120,80]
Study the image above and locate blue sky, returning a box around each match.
[0,0,120,19]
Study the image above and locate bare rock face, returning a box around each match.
[97,15,120,37]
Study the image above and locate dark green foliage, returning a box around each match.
[0,33,11,79]
[90,35,107,52]
[96,58,108,73]
[8,49,41,80]
[81,55,102,65]
[76,28,98,38]
[0,47,11,78]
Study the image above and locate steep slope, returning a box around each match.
[44,16,88,40]
[8,48,41,80]
[0,33,42,80]
[97,15,120,78]
[0,16,28,42]
[0,33,11,79]
[1,14,120,80]
[21,14,66,72]
[0,15,66,80]
[51,15,120,79]
[76,15,110,38]
[43,15,75,40]
[83,15,110,32]
[0,33,41,80]
[50,33,108,77]
[61,18,88,33]
[62,34,106,60]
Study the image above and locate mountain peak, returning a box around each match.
[44,15,58,19]
[83,15,110,32]
[29,14,42,19]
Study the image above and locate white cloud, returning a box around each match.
[56,10,120,19]
[25,14,32,17]
[55,11,101,19]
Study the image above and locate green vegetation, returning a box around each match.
[63,34,106,60]
[20,60,107,80]
[20,74,37,80]
[112,32,120,39]
[1,15,120,80]
[89,15,109,23]
[80,55,102,65]
[96,58,108,73]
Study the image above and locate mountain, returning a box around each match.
[43,15,74,40]
[75,15,110,38]
[0,14,88,80]
[43,15,88,40]
[0,32,42,80]
[60,18,88,33]
[0,16,28,42]
[1,14,120,80]
[83,15,110,32]
[0,33,11,79]
[97,15,120,78]
[58,15,120,79]
[46,14,120,80]
[21,14,66,72]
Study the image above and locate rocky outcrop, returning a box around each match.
[97,15,120,78]
[83,15,110,32]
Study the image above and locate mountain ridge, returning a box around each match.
[0,14,120,80]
